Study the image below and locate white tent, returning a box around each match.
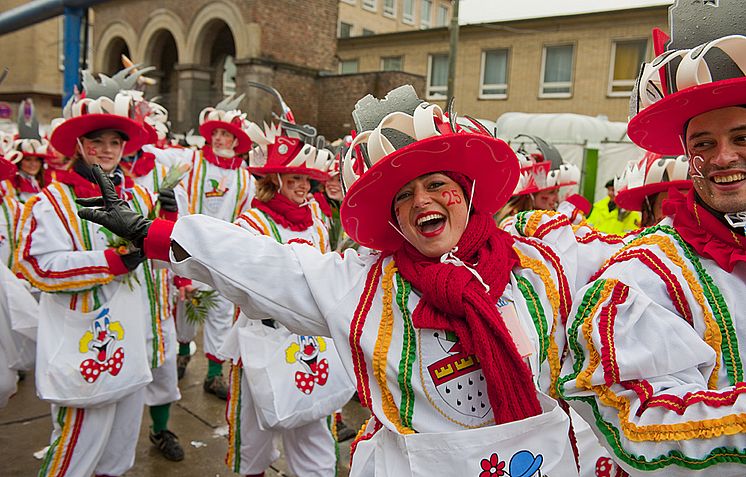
[495,112,646,201]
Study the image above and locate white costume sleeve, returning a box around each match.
[143,144,194,169]
[169,214,372,336]
[15,191,115,292]
[560,240,746,476]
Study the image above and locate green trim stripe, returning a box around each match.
[259,210,283,243]
[515,276,548,368]
[197,157,207,214]
[395,272,416,429]
[38,407,67,477]
[1,200,15,268]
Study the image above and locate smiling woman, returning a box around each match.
[79,87,623,477]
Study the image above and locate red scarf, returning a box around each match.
[662,187,746,272]
[12,174,41,194]
[121,152,156,178]
[55,168,134,199]
[203,146,243,170]
[313,192,333,218]
[393,212,542,425]
[251,194,313,231]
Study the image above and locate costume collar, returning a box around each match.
[662,187,746,272]
[56,162,133,199]
[203,146,243,170]
[251,193,313,232]
[13,172,40,194]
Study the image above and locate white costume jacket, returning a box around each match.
[15,173,168,367]
[161,210,621,476]
[560,209,746,475]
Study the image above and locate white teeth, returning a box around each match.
[713,173,746,184]
[416,213,444,226]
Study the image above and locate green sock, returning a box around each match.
[150,403,171,434]
[178,343,191,356]
[207,359,223,379]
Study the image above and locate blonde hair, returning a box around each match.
[255,174,279,203]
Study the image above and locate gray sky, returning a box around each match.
[459,0,674,25]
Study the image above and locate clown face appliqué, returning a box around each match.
[285,335,330,395]
[78,308,125,383]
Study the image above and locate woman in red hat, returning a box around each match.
[15,83,159,477]
[0,137,21,268]
[218,121,339,477]
[80,89,619,476]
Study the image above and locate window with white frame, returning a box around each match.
[403,0,415,24]
[427,53,449,99]
[437,3,449,26]
[480,49,509,98]
[363,0,377,12]
[540,44,574,98]
[421,0,432,28]
[339,22,353,38]
[608,39,648,96]
[381,56,403,71]
[339,59,359,74]
[384,0,396,17]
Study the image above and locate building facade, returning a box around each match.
[338,0,452,38]
[91,0,339,132]
[336,6,667,123]
[0,0,65,126]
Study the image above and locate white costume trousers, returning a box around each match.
[175,287,234,362]
[144,316,181,406]
[235,367,336,476]
[40,389,144,477]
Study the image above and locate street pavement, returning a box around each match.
[0,344,370,476]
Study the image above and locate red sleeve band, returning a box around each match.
[143,218,175,262]
[104,248,130,276]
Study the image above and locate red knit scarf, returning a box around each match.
[393,212,542,425]
[662,187,746,272]
[313,191,333,218]
[121,152,156,178]
[251,194,313,231]
[56,168,134,199]
[203,146,243,170]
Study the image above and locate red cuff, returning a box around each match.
[104,248,130,276]
[160,210,178,222]
[173,276,192,288]
[143,218,175,262]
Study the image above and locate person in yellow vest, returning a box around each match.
[586,179,640,235]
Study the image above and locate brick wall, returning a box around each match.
[317,71,425,139]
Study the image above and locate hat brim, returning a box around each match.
[340,134,519,251]
[249,166,330,182]
[199,121,251,154]
[627,77,746,155]
[615,180,692,211]
[50,115,149,157]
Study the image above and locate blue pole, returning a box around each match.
[62,7,84,105]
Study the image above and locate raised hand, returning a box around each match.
[76,164,153,247]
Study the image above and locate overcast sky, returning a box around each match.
[459,0,674,25]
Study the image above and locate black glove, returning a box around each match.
[77,165,153,247]
[158,188,178,213]
[120,249,147,271]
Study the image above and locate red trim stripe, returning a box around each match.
[533,214,572,240]
[592,248,693,326]
[514,236,572,323]
[57,408,85,476]
[349,256,385,408]
[642,381,746,415]
[599,282,630,386]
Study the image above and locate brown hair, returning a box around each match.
[494,194,534,224]
[255,174,279,203]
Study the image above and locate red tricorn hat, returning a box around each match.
[198,94,252,154]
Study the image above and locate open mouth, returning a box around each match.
[711,172,746,186]
[415,212,447,237]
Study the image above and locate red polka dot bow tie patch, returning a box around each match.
[294,358,329,394]
[79,348,125,383]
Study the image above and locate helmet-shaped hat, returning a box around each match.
[614,152,691,211]
[198,94,252,154]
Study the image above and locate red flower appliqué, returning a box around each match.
[479,453,506,477]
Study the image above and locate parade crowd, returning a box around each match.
[1,5,746,477]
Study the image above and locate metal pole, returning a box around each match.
[581,146,599,202]
[446,0,460,104]
[62,7,84,105]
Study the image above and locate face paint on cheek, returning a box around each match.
[442,189,462,206]
[86,146,97,157]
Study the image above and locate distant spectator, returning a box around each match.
[586,179,639,234]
